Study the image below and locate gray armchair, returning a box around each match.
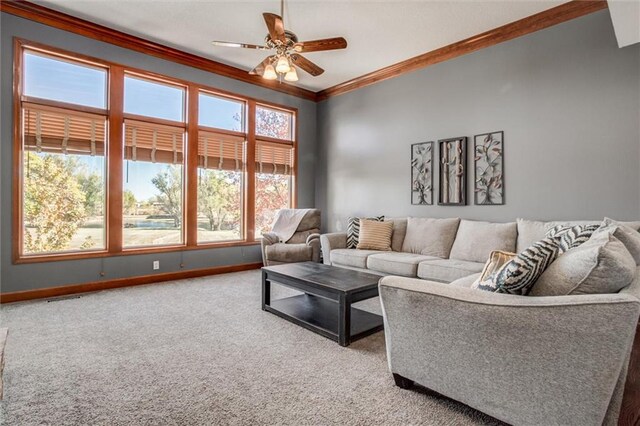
[261,209,321,266]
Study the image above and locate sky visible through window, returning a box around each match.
[24,53,262,205]
[24,52,107,108]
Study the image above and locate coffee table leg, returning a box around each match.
[338,294,351,347]
[262,270,271,311]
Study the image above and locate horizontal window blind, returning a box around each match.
[198,130,245,172]
[256,140,294,176]
[23,102,106,156]
[124,119,184,164]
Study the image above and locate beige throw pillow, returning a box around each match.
[531,232,636,296]
[598,218,640,265]
[357,219,393,251]
[471,250,517,290]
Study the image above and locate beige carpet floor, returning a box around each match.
[0,270,503,425]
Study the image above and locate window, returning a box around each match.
[15,41,297,262]
[255,106,295,236]
[197,92,246,243]
[122,76,186,248]
[21,50,108,256]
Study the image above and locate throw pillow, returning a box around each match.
[531,231,636,296]
[347,216,384,249]
[400,217,460,258]
[471,250,517,291]
[356,219,393,251]
[596,218,640,265]
[488,237,562,295]
[605,217,640,231]
[546,224,600,253]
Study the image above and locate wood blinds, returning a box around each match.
[198,130,245,172]
[256,140,294,176]
[124,119,184,164]
[23,103,106,156]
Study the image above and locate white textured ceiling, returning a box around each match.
[35,0,569,91]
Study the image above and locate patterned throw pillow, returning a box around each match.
[472,250,517,291]
[546,224,600,253]
[489,237,562,295]
[356,220,393,251]
[347,216,384,249]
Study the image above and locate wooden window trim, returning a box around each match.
[13,38,297,263]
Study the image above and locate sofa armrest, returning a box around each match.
[261,232,280,246]
[379,276,640,426]
[320,232,347,265]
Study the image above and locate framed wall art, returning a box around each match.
[474,131,504,205]
[438,136,467,206]
[411,142,434,205]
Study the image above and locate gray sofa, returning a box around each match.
[261,209,321,266]
[321,217,640,425]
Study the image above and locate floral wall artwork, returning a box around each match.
[474,131,504,205]
[411,142,433,205]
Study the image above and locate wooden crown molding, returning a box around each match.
[316,0,608,101]
[0,1,608,101]
[0,0,317,101]
[0,261,263,303]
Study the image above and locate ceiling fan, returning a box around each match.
[211,0,347,82]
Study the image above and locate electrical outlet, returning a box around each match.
[153,260,160,270]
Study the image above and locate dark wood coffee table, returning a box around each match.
[261,262,384,347]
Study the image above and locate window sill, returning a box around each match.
[13,241,261,264]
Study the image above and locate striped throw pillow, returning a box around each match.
[546,224,600,253]
[347,216,384,249]
[356,219,393,251]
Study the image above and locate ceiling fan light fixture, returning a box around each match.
[284,66,298,82]
[275,56,291,74]
[263,63,278,80]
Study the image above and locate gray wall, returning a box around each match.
[0,13,317,293]
[316,10,640,233]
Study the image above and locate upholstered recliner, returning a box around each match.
[261,209,321,266]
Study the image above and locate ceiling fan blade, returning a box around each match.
[290,54,324,76]
[293,37,347,53]
[249,56,273,76]
[263,13,286,43]
[212,41,269,50]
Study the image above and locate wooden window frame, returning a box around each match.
[12,38,297,264]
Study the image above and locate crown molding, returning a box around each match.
[0,0,317,101]
[1,1,608,103]
[316,0,608,101]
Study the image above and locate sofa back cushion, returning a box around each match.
[386,218,408,252]
[401,217,460,258]
[531,232,636,296]
[449,220,517,263]
[516,219,600,252]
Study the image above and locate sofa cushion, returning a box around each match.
[598,219,640,264]
[330,249,381,269]
[347,216,384,249]
[367,252,439,277]
[449,220,517,263]
[401,217,460,258]
[451,273,482,288]
[417,259,484,283]
[357,219,393,251]
[386,218,408,252]
[516,219,601,252]
[265,243,312,264]
[531,232,636,296]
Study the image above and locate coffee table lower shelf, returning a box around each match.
[265,294,383,345]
